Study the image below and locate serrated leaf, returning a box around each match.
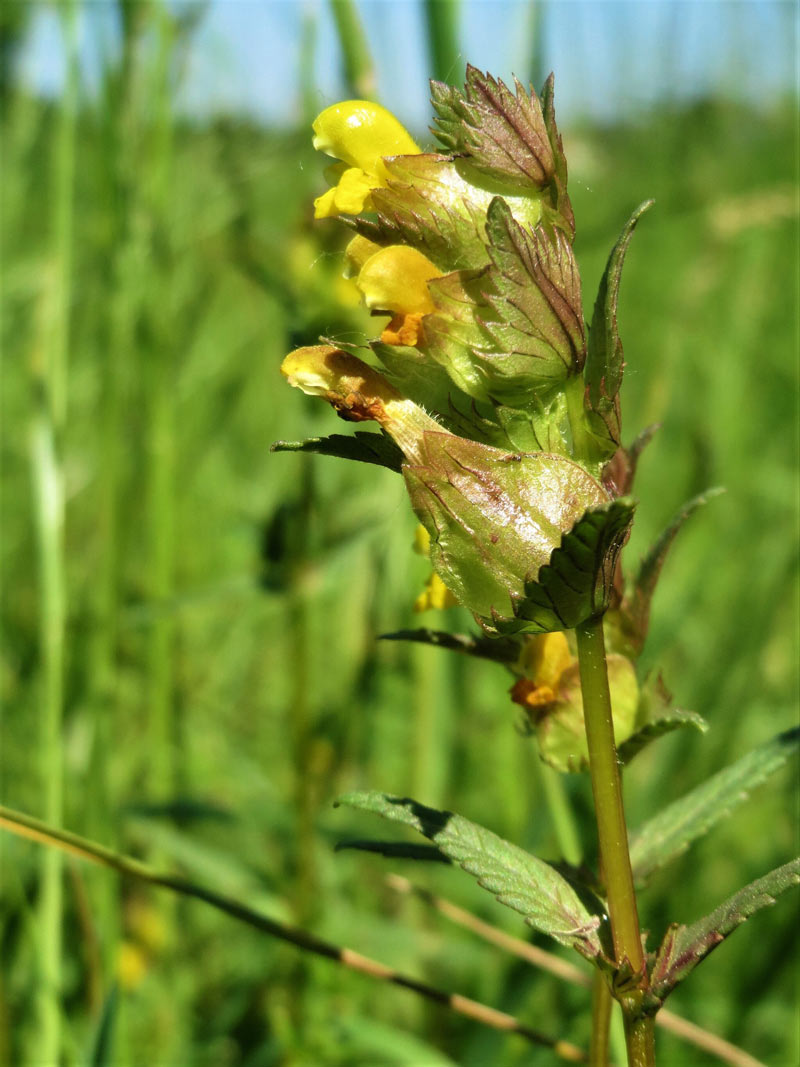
[271,431,404,473]
[379,627,521,664]
[650,858,800,1000]
[623,488,725,654]
[629,727,800,883]
[336,791,608,958]
[617,709,708,766]
[482,198,586,386]
[494,498,636,634]
[539,73,574,238]
[583,200,654,459]
[431,66,555,191]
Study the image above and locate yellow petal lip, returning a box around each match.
[356,245,442,315]
[312,101,419,173]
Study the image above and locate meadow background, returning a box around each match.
[1,1,798,1065]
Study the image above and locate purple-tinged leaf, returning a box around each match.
[431,67,555,191]
[482,198,586,381]
[584,201,654,460]
[650,858,800,1000]
[539,73,575,239]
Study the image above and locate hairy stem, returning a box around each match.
[575,616,653,1067]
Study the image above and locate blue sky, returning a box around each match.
[18,1,798,132]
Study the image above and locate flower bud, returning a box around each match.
[280,345,440,463]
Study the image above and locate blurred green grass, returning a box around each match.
[1,10,798,1067]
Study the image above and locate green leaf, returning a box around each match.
[271,431,404,473]
[650,858,800,1000]
[617,709,708,766]
[336,791,608,958]
[431,66,555,190]
[364,153,490,273]
[583,200,654,461]
[539,73,574,238]
[495,498,636,634]
[623,488,725,654]
[379,627,521,664]
[482,198,586,385]
[629,727,800,883]
[88,984,118,1067]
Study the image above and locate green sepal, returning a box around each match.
[482,198,586,384]
[491,497,636,634]
[494,396,571,456]
[365,154,490,272]
[403,433,610,626]
[421,268,495,400]
[430,66,555,192]
[379,627,522,664]
[271,431,404,472]
[361,153,543,274]
[336,790,609,959]
[650,858,800,1001]
[629,727,800,884]
[581,200,654,464]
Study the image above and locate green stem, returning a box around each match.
[329,0,375,98]
[589,970,612,1067]
[575,616,653,1067]
[624,1015,656,1067]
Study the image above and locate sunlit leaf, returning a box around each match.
[336,791,609,959]
[629,727,800,883]
[650,858,800,1000]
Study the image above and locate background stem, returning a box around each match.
[329,0,375,98]
[32,2,77,1060]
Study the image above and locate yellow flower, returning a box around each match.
[511,632,574,709]
[355,244,442,346]
[412,524,458,612]
[280,345,440,462]
[312,101,419,219]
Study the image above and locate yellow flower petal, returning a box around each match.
[414,571,458,612]
[356,245,442,315]
[312,100,418,174]
[344,235,382,278]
